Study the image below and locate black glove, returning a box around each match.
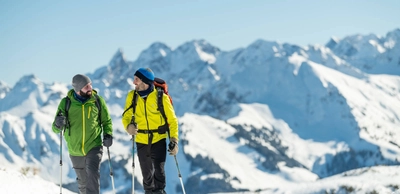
[103,134,113,147]
[168,137,179,156]
[55,115,67,129]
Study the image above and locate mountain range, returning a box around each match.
[1,28,400,194]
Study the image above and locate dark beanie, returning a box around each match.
[72,74,91,93]
[134,67,154,85]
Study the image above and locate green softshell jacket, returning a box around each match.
[52,89,113,156]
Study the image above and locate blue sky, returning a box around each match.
[1,0,399,87]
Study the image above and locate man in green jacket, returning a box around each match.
[52,74,113,194]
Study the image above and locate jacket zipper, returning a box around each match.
[81,104,86,155]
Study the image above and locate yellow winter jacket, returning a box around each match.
[122,88,179,144]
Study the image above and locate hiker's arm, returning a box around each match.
[52,98,66,133]
[122,91,134,130]
[99,96,113,136]
[163,95,179,141]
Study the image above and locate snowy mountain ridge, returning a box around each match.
[1,28,400,193]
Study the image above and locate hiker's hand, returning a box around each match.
[103,134,113,147]
[127,124,138,135]
[55,115,67,129]
[168,137,179,156]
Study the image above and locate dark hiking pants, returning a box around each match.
[70,146,103,194]
[137,138,167,192]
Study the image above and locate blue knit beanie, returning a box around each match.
[134,67,154,85]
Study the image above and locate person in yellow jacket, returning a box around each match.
[122,67,179,194]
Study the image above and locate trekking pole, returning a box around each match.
[59,127,63,194]
[131,135,135,194]
[173,155,186,194]
[107,147,116,194]
[168,133,186,194]
[58,111,64,194]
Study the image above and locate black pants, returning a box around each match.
[70,146,103,194]
[137,138,167,192]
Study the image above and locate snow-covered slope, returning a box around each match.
[327,29,400,75]
[0,168,75,194]
[0,81,11,99]
[1,28,400,193]
[268,165,400,194]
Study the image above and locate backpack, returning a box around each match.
[122,77,173,133]
[64,94,102,136]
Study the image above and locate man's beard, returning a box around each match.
[136,83,146,91]
[80,90,92,98]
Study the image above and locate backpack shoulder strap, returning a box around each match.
[156,87,168,122]
[132,92,138,114]
[64,96,71,113]
[122,91,138,117]
[156,87,172,138]
[131,92,138,123]
[64,96,71,135]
